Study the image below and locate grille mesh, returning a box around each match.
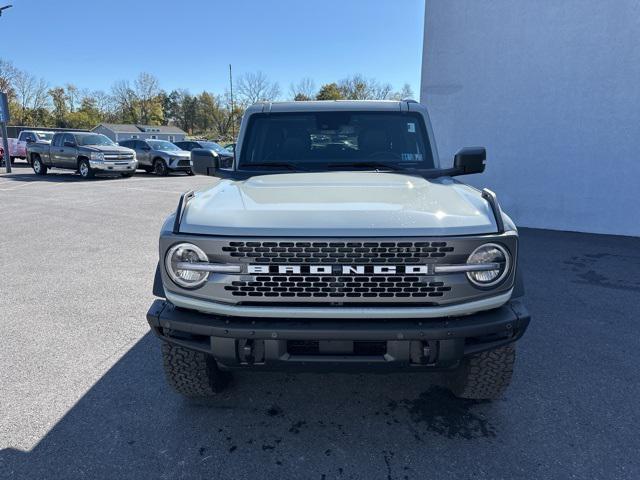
[222,241,454,264]
[224,275,451,299]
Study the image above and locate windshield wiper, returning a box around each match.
[327,161,403,171]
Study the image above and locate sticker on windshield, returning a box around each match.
[401,153,423,161]
[407,122,416,133]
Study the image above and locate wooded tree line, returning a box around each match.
[0,59,414,141]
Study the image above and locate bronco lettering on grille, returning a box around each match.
[247,265,433,275]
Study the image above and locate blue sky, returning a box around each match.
[0,0,425,97]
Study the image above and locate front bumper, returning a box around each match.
[168,158,192,171]
[90,159,138,172]
[146,299,530,371]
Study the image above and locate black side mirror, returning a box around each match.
[454,147,486,175]
[63,140,76,148]
[191,148,219,176]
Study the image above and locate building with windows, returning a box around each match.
[421,0,640,236]
[92,124,187,143]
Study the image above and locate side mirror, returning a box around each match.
[191,148,219,176]
[454,147,486,175]
[64,140,76,148]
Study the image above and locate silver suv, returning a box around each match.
[119,139,192,175]
[147,100,530,401]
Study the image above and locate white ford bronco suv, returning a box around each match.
[147,100,529,400]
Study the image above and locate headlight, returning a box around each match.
[90,152,104,161]
[466,243,511,287]
[165,243,210,288]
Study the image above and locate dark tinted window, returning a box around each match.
[63,134,76,146]
[52,133,63,147]
[119,140,134,148]
[239,111,433,170]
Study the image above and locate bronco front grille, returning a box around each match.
[224,275,452,299]
[222,241,454,264]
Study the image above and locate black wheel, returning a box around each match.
[32,156,48,175]
[78,159,94,179]
[161,342,230,397]
[448,344,516,400]
[121,172,135,178]
[187,169,195,176]
[153,158,169,176]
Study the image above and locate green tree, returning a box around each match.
[316,83,343,100]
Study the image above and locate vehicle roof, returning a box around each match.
[245,99,426,114]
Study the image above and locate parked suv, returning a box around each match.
[27,132,137,179]
[147,100,530,401]
[119,139,192,176]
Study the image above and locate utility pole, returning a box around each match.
[0,92,11,173]
[1,5,13,173]
[229,64,235,140]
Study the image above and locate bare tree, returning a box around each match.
[390,83,414,101]
[111,80,138,123]
[0,59,18,97]
[237,71,280,104]
[65,84,80,112]
[338,74,393,100]
[12,71,49,124]
[134,72,161,124]
[289,77,316,101]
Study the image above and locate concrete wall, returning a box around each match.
[421,0,640,236]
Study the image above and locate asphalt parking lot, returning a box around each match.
[1,164,639,480]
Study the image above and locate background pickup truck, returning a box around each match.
[16,130,55,163]
[27,131,137,179]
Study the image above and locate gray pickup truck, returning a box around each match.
[28,132,137,179]
[147,100,530,401]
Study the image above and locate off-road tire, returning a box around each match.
[32,156,48,175]
[161,342,229,397]
[448,344,515,400]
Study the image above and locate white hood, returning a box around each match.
[180,171,498,237]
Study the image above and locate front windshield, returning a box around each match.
[36,132,54,141]
[76,134,115,146]
[199,141,231,154]
[147,140,181,151]
[239,111,433,170]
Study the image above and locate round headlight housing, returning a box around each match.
[165,243,209,288]
[466,243,511,287]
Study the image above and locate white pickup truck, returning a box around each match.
[0,130,55,165]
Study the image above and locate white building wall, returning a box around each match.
[421,0,640,236]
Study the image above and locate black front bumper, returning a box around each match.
[146,299,530,371]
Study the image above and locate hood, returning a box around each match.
[85,145,134,154]
[181,171,498,237]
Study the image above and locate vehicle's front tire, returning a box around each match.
[78,159,94,179]
[161,342,230,397]
[32,156,48,175]
[447,344,515,400]
[153,158,169,176]
[121,172,134,178]
[187,169,195,176]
